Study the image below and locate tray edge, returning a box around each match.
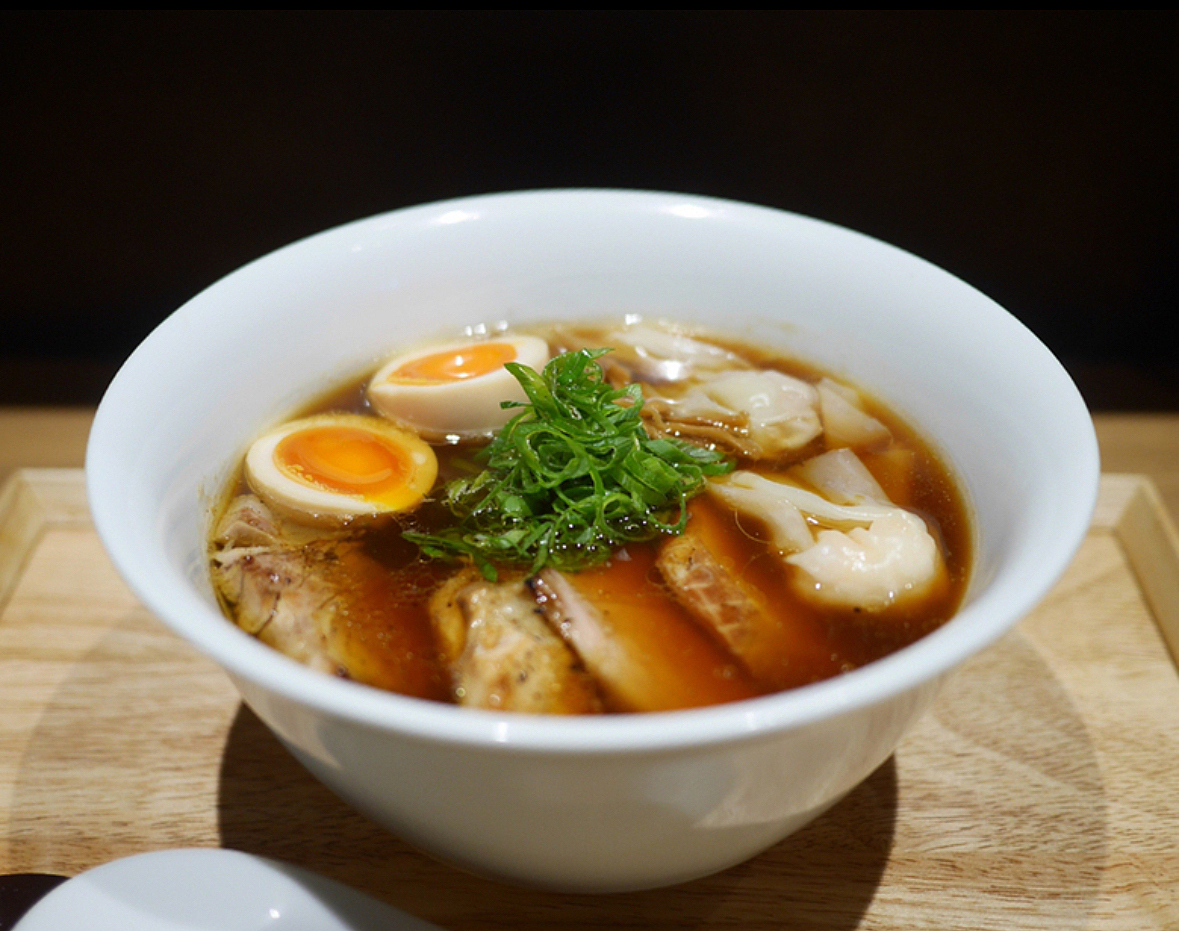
[0,468,91,612]
[1093,473,1179,670]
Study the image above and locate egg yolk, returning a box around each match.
[387,341,518,384]
[275,425,420,508]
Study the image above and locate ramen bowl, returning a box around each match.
[87,190,1098,892]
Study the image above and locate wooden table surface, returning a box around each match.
[1,408,1177,929]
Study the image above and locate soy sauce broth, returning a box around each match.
[210,321,972,712]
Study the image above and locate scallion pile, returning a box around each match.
[406,348,732,580]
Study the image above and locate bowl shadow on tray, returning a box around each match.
[215,703,898,930]
[213,622,1116,928]
[1,605,1108,929]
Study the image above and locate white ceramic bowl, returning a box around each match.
[87,190,1099,892]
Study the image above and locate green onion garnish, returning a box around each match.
[405,348,733,580]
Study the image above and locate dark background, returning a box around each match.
[3,10,1176,408]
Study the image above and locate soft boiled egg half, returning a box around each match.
[244,413,437,525]
[367,335,550,441]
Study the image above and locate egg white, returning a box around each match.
[244,413,437,526]
[367,335,550,441]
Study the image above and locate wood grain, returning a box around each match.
[1093,413,1179,525]
[0,470,1177,929]
[0,408,93,490]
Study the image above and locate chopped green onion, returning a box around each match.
[405,348,732,580]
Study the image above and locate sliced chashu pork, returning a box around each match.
[530,557,759,713]
[656,532,774,678]
[212,495,339,674]
[655,497,842,691]
[210,495,447,698]
[428,569,601,714]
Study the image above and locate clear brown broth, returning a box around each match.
[214,324,973,712]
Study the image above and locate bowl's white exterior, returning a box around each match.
[87,190,1098,892]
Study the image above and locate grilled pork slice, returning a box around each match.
[427,569,601,714]
[212,540,342,676]
[210,495,446,698]
[211,493,284,548]
[656,498,841,691]
[656,532,773,677]
[530,562,759,713]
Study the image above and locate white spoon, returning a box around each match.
[13,848,443,931]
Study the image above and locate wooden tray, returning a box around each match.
[1,469,1177,929]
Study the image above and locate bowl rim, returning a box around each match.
[86,187,1101,755]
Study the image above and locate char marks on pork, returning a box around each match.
[210,495,448,698]
[428,569,601,714]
